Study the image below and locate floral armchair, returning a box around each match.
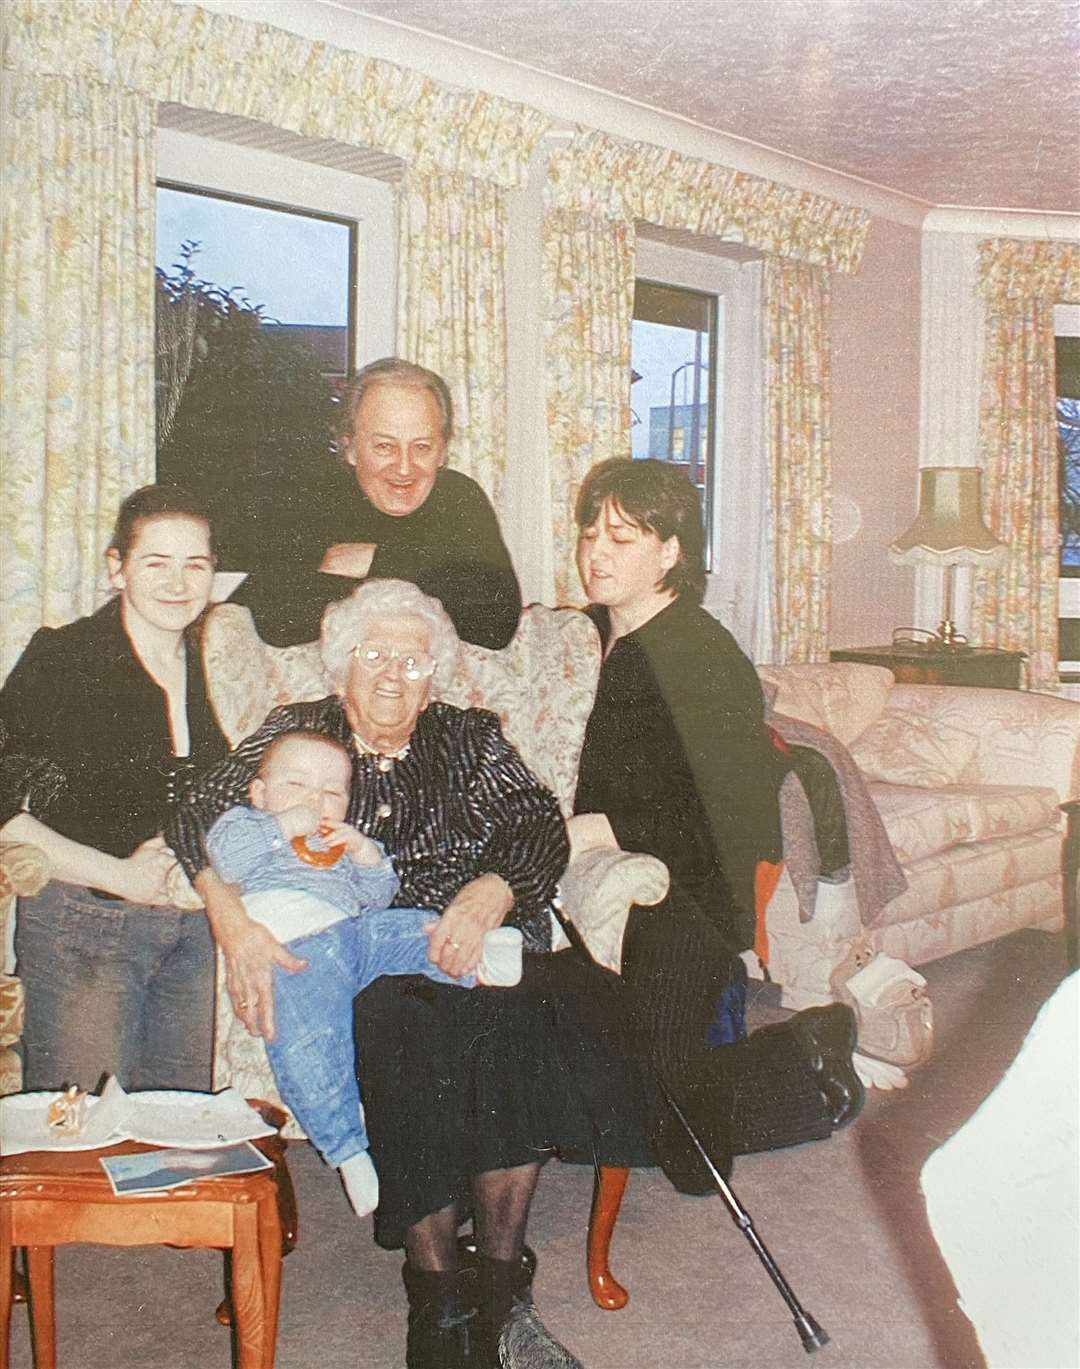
[198,601,661,1305]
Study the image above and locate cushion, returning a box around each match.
[851,714,979,787]
[558,847,669,973]
[871,782,1060,866]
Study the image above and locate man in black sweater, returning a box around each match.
[233,358,522,649]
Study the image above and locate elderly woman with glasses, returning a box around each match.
[167,577,647,1369]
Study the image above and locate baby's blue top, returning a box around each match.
[207,804,399,914]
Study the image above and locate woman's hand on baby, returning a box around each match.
[427,873,514,978]
[195,869,307,1040]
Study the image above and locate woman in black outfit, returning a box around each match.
[571,459,863,1185]
[167,578,647,1369]
[0,484,229,1091]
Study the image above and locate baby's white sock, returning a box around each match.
[339,1149,379,1217]
[478,926,523,987]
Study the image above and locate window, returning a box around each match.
[154,126,396,570]
[631,279,718,557]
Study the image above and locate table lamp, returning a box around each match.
[889,467,1006,648]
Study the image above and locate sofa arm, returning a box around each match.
[557,847,669,973]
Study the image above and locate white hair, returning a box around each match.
[319,579,460,693]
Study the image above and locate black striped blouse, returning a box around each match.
[166,697,567,952]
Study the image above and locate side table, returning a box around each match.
[0,1099,296,1369]
[829,644,1025,689]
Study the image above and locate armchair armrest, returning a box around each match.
[557,847,669,973]
[0,841,49,900]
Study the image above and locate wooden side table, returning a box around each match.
[829,644,1025,689]
[0,1100,296,1369]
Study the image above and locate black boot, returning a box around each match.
[401,1263,479,1369]
[459,1238,582,1369]
[770,1003,865,1128]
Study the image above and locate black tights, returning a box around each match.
[405,1161,542,1272]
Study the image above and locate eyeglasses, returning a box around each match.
[352,642,436,681]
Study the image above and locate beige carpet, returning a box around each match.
[5,927,1071,1369]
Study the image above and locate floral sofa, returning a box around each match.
[755,662,1080,1009]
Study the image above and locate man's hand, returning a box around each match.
[426,873,514,979]
[319,542,376,578]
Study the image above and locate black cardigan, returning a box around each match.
[574,599,782,950]
[0,598,228,858]
[232,467,522,649]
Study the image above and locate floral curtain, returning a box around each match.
[397,171,509,509]
[546,131,869,273]
[0,72,156,679]
[972,239,1080,690]
[764,257,834,663]
[542,208,635,604]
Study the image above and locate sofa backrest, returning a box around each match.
[201,603,602,817]
[757,662,895,745]
[887,683,1080,801]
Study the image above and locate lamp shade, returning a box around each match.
[889,467,1006,569]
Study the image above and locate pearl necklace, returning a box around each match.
[351,732,411,774]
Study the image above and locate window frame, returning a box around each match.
[156,127,397,373]
[634,238,743,583]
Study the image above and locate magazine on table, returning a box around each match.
[100,1141,273,1197]
[0,1077,276,1156]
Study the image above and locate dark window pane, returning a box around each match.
[154,185,355,569]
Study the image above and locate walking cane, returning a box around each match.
[656,1080,829,1353]
[554,902,829,1354]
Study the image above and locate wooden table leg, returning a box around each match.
[588,1166,630,1310]
[0,1216,13,1369]
[25,1247,57,1369]
[256,1191,282,1369]
[231,1203,266,1369]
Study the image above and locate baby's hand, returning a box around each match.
[320,821,382,866]
[274,804,320,841]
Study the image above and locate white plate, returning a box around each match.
[0,1091,121,1154]
[121,1089,276,1150]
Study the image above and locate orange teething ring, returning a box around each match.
[290,834,347,868]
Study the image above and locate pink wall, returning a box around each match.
[829,216,922,648]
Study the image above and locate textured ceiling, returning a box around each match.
[343,0,1080,212]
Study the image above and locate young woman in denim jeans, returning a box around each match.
[0,484,228,1092]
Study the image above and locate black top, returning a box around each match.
[166,697,567,952]
[574,598,782,950]
[231,466,522,649]
[0,598,228,858]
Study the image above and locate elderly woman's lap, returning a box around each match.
[355,951,652,1250]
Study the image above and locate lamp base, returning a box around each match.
[934,619,970,651]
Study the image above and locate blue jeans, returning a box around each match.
[267,908,472,1167]
[15,882,215,1092]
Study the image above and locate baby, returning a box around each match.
[205,729,522,1216]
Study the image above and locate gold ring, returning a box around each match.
[448,939,461,950]
[237,999,249,1009]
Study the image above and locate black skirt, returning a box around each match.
[354,949,653,1249]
